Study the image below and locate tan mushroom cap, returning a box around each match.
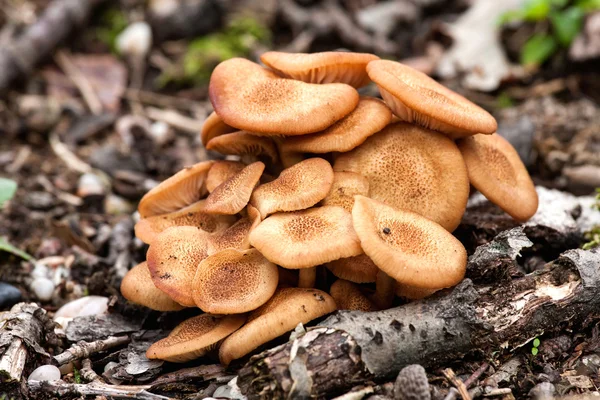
[250,158,334,218]
[134,200,236,244]
[330,279,377,312]
[207,205,262,256]
[201,111,236,146]
[203,162,265,215]
[138,161,214,218]
[206,161,246,193]
[366,60,497,139]
[206,131,278,164]
[209,58,359,135]
[249,206,362,269]
[326,253,379,283]
[321,171,370,213]
[352,196,467,289]
[280,97,392,154]
[334,123,470,232]
[146,226,210,307]
[395,283,439,300]
[219,288,336,365]
[260,51,379,88]
[192,249,279,314]
[458,133,538,222]
[121,262,185,311]
[146,314,245,363]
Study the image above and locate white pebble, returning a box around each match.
[31,278,55,301]
[31,263,49,279]
[77,173,105,197]
[28,365,61,382]
[54,296,109,319]
[116,22,152,58]
[149,121,173,146]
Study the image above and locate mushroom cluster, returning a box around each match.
[121,51,539,365]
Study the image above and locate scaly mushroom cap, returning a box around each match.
[279,97,392,154]
[200,111,236,146]
[366,60,497,139]
[249,206,362,269]
[326,253,379,283]
[321,171,370,213]
[206,161,246,193]
[146,226,210,306]
[219,288,336,365]
[352,196,467,289]
[205,131,278,164]
[121,262,185,311]
[458,133,538,222]
[138,161,214,218]
[207,205,262,256]
[395,284,439,300]
[334,123,469,232]
[134,200,235,244]
[209,58,359,135]
[260,51,379,88]
[203,162,265,215]
[146,314,245,363]
[250,158,334,218]
[330,279,377,311]
[192,249,279,314]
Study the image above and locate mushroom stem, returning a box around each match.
[298,268,317,288]
[372,270,395,309]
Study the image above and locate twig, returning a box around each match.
[54,336,130,366]
[442,368,472,400]
[80,358,102,383]
[464,362,490,389]
[54,50,103,115]
[0,338,27,382]
[5,145,31,173]
[122,88,207,112]
[483,388,512,397]
[28,380,173,400]
[145,107,206,135]
[49,130,93,174]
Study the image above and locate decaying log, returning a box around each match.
[53,335,130,366]
[237,247,600,398]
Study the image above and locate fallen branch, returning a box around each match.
[53,335,130,366]
[28,380,173,400]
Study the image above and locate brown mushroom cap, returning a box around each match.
[134,200,235,244]
[207,204,262,256]
[250,158,334,218]
[121,262,186,311]
[219,288,336,365]
[138,161,214,218]
[249,206,362,269]
[458,133,538,222]
[209,58,359,135]
[321,171,370,213]
[352,196,467,289]
[206,161,246,193]
[279,97,392,154]
[202,162,265,215]
[260,51,379,88]
[146,314,245,363]
[146,226,210,306]
[206,131,279,164]
[192,249,279,314]
[366,60,497,139]
[330,279,377,311]
[334,123,469,232]
[395,283,439,300]
[201,111,236,146]
[326,253,379,283]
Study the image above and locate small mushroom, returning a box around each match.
[207,204,262,255]
[146,226,210,306]
[458,133,538,222]
[205,160,246,193]
[395,283,438,300]
[330,279,378,311]
[334,123,469,232]
[218,288,336,365]
[352,196,467,308]
[200,111,236,146]
[250,158,334,219]
[326,253,379,283]
[134,200,235,244]
[146,314,246,363]
[206,132,278,164]
[202,162,265,215]
[209,58,359,135]
[192,249,279,314]
[321,171,370,213]
[260,51,379,88]
[121,262,185,311]
[138,161,214,218]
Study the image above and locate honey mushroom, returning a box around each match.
[200,111,236,147]
[121,262,185,311]
[329,279,378,312]
[205,160,245,193]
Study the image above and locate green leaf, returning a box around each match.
[0,237,34,261]
[520,33,558,66]
[551,7,585,46]
[550,0,570,8]
[0,178,17,207]
[496,92,515,109]
[533,338,541,347]
[576,0,600,11]
[531,347,539,356]
[522,0,553,21]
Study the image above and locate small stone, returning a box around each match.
[31,277,55,301]
[59,362,74,375]
[116,22,153,58]
[529,382,555,400]
[394,364,431,400]
[24,191,56,210]
[0,282,22,309]
[54,296,109,319]
[31,263,50,279]
[104,194,134,215]
[28,365,61,382]
[149,121,174,146]
[77,173,106,198]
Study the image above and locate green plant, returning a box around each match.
[95,7,128,53]
[0,178,34,261]
[531,337,541,355]
[582,188,600,250]
[73,367,81,384]
[501,0,600,67]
